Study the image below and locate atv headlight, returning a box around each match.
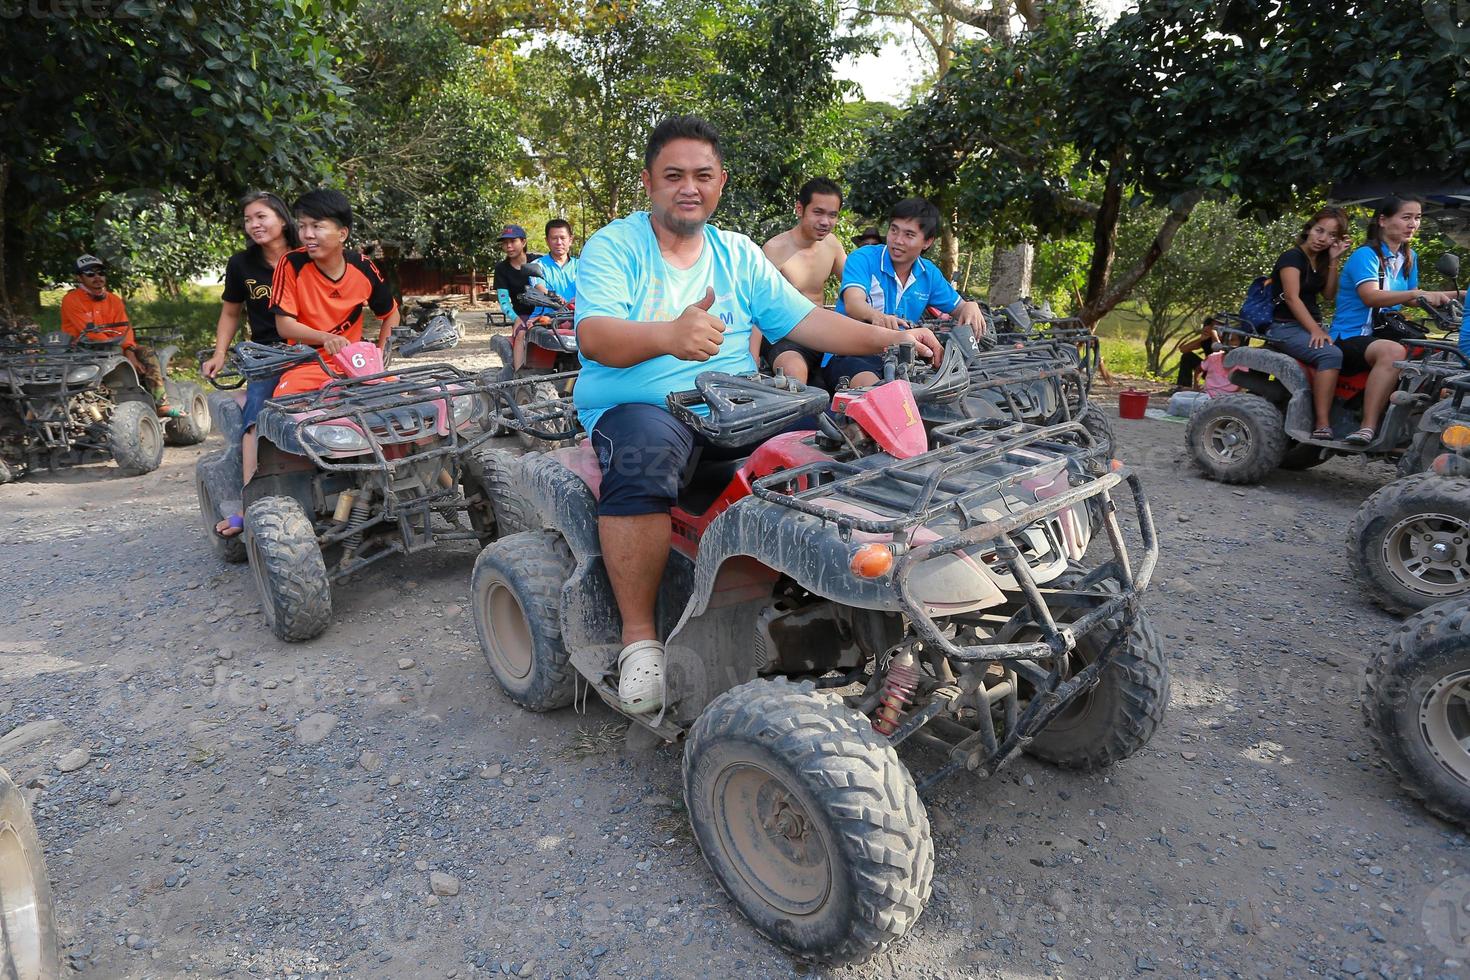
[302,422,370,453]
[450,393,483,427]
[66,364,100,385]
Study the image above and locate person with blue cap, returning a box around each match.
[492,224,543,319]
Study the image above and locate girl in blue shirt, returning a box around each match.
[1333,196,1459,444]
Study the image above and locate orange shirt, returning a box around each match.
[269,248,396,344]
[270,249,398,397]
[59,288,136,348]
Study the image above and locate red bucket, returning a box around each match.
[1118,389,1150,420]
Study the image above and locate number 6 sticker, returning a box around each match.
[350,352,366,369]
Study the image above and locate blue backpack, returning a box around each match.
[1238,275,1276,333]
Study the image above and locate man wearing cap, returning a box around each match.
[852,226,883,248]
[59,255,174,414]
[492,224,544,319]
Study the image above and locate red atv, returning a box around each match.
[472,356,1166,964]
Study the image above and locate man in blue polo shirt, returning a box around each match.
[826,196,986,389]
[537,218,578,306]
[575,115,942,715]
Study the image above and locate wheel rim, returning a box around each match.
[191,393,209,432]
[139,413,161,460]
[1203,415,1252,465]
[710,761,832,916]
[197,474,216,537]
[0,822,44,979]
[1419,669,1470,784]
[483,581,533,680]
[245,530,277,627]
[1382,512,1470,599]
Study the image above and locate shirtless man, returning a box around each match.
[753,177,847,385]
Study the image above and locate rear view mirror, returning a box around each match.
[522,262,546,279]
[1436,253,1460,281]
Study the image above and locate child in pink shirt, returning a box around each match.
[1201,348,1240,397]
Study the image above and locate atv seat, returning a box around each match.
[677,455,747,516]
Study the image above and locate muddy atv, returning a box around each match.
[1363,598,1470,829]
[1187,305,1470,484]
[988,299,1103,387]
[1350,373,1470,614]
[0,326,208,482]
[471,362,1165,964]
[912,324,1115,459]
[0,766,61,980]
[388,299,461,361]
[195,341,523,642]
[488,265,578,444]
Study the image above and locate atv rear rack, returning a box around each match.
[266,362,497,474]
[752,419,1157,665]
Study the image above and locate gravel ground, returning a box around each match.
[2,330,1468,979]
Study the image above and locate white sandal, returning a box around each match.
[617,640,665,715]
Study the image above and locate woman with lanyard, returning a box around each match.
[1331,195,1460,445]
[201,191,301,537]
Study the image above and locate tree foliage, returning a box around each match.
[0,0,351,309]
[849,0,1468,331]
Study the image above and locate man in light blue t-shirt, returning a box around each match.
[828,196,986,389]
[535,218,578,310]
[575,114,942,715]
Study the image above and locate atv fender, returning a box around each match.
[209,392,246,444]
[1223,346,1313,436]
[101,360,143,393]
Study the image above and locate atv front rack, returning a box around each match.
[751,418,1156,664]
[481,369,583,442]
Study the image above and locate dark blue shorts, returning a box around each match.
[240,373,282,432]
[589,403,766,517]
[822,354,884,390]
[1265,323,1343,371]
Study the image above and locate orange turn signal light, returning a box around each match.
[1443,425,1470,450]
[850,543,894,578]
[1110,458,1124,472]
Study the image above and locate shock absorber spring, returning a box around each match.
[872,652,919,736]
[340,492,372,561]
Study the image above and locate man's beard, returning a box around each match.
[655,204,707,238]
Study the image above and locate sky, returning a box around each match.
[836,2,1133,105]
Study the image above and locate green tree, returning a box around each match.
[849,0,1468,341]
[336,0,519,273]
[700,0,872,239]
[0,0,351,311]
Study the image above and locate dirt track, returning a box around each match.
[2,333,1468,979]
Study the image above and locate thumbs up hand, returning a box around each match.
[663,287,727,361]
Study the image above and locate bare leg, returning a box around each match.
[1311,369,1339,431]
[1360,340,1407,432]
[772,351,809,385]
[599,513,671,645]
[849,370,880,388]
[217,429,261,536]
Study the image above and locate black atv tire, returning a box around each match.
[0,455,12,485]
[197,451,247,564]
[0,766,62,980]
[1349,473,1470,615]
[1186,392,1287,484]
[1363,600,1470,830]
[1023,571,1170,771]
[462,447,533,542]
[471,530,576,711]
[683,678,932,966]
[244,496,331,642]
[165,382,211,446]
[107,400,164,475]
[1280,439,1329,470]
[1076,402,1115,460]
[516,380,567,450]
